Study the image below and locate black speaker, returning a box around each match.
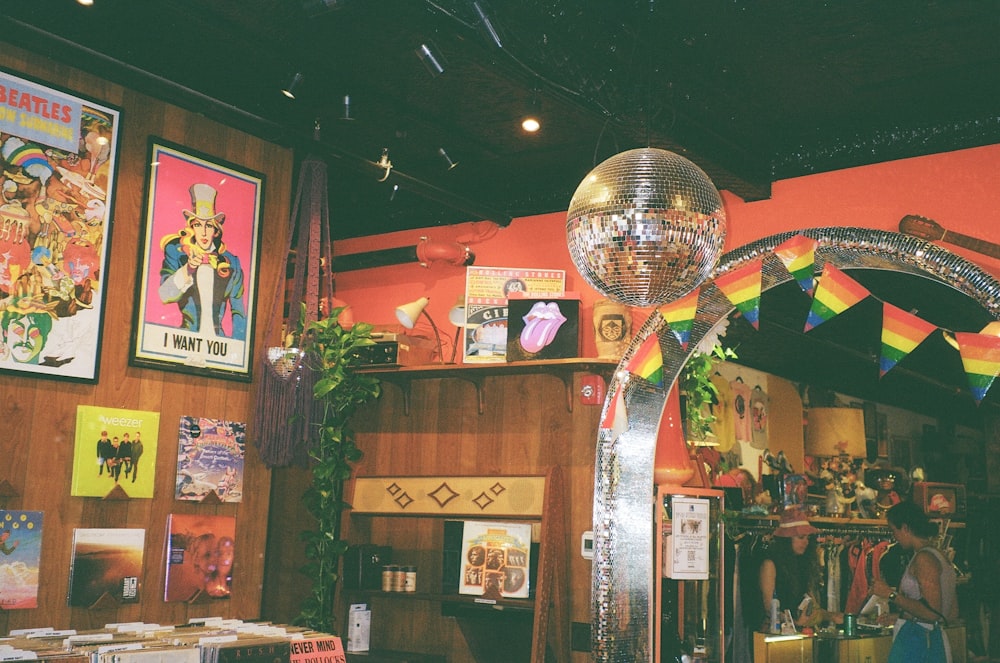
[343,544,392,590]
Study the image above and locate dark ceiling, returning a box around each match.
[5,0,1000,241]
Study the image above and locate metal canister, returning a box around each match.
[382,565,397,592]
[843,613,856,637]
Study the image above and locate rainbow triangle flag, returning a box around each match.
[713,260,763,329]
[955,331,1000,404]
[601,383,628,440]
[773,234,819,295]
[627,332,663,387]
[804,264,870,331]
[658,287,701,349]
[880,302,938,377]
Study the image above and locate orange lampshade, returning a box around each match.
[804,407,866,457]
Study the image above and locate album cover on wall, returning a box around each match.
[175,416,245,502]
[72,405,160,499]
[67,528,145,607]
[164,513,236,601]
[0,510,43,610]
[458,520,531,599]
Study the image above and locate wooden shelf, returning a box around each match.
[355,358,617,414]
[344,467,568,663]
[350,589,536,613]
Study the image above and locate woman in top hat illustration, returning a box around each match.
[158,183,246,339]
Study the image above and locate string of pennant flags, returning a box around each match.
[602,233,1000,440]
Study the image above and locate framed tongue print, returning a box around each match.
[130,137,264,381]
[0,67,121,383]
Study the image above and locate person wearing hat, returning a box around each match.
[158,183,246,339]
[755,507,842,631]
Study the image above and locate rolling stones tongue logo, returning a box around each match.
[519,301,568,353]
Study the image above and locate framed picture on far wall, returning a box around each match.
[129,138,264,381]
[0,67,122,383]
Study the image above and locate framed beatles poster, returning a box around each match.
[0,67,122,382]
[130,138,264,381]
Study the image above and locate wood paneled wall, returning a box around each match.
[265,372,605,662]
[0,44,292,631]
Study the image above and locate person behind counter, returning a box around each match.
[756,507,843,630]
[871,501,958,663]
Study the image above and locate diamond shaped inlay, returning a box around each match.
[472,491,495,510]
[428,482,460,509]
[387,482,402,496]
[394,491,414,509]
[490,482,506,496]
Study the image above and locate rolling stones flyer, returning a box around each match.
[458,520,531,599]
[462,266,564,363]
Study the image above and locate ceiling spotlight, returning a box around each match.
[281,72,304,99]
[76,0,94,5]
[415,43,445,77]
[521,96,541,133]
[438,148,458,170]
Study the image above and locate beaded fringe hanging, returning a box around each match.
[253,156,333,467]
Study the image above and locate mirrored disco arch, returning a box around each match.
[590,227,1000,662]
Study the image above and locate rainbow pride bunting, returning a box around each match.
[627,332,664,387]
[879,302,938,377]
[955,331,1000,404]
[601,383,628,440]
[658,287,701,349]
[773,234,819,295]
[804,264,870,331]
[713,260,763,329]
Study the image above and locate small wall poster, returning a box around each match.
[668,496,710,580]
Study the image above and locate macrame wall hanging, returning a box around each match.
[253,155,334,467]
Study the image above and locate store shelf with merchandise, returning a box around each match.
[356,358,617,414]
[342,467,569,663]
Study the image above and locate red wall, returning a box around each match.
[333,144,1000,357]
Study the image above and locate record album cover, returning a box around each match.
[458,520,531,599]
[67,528,145,607]
[175,416,245,502]
[0,510,43,609]
[72,405,160,498]
[164,513,236,601]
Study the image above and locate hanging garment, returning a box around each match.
[845,538,875,614]
[750,385,770,449]
[710,372,737,452]
[826,542,843,613]
[731,378,752,444]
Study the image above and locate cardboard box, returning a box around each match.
[346,603,371,652]
[505,296,580,362]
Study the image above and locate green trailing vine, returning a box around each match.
[678,344,737,443]
[295,306,381,633]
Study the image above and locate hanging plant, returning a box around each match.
[678,344,736,443]
[295,305,381,633]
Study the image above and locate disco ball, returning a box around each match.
[566,148,727,307]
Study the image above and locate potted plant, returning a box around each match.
[678,343,736,444]
[295,305,381,633]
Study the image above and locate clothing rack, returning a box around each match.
[728,514,893,538]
